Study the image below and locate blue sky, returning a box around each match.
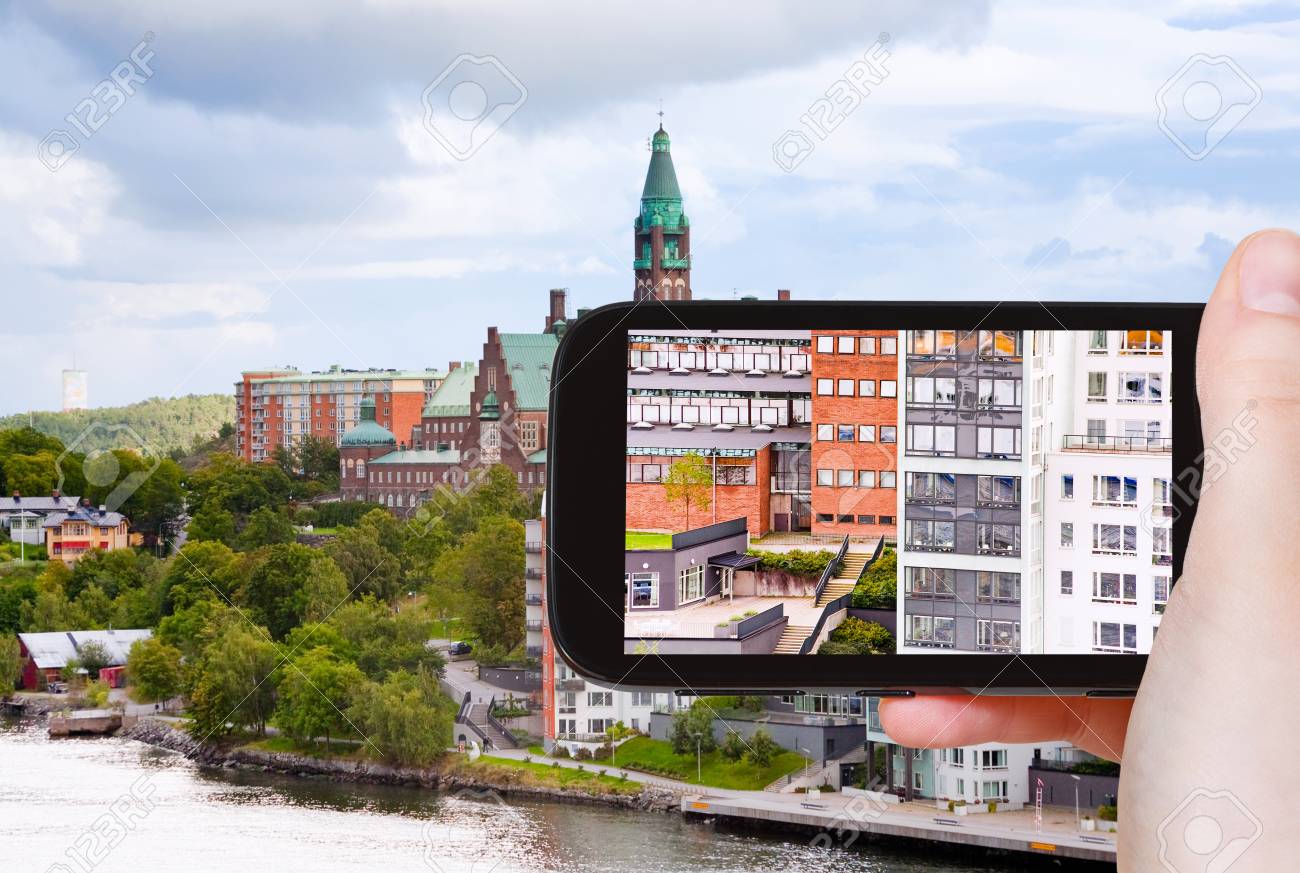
[2,1,1297,413]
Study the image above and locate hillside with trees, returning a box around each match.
[0,394,234,455]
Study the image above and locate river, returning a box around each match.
[1,719,1015,873]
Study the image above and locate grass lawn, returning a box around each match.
[626,531,673,550]
[429,618,464,639]
[244,735,367,759]
[296,526,342,536]
[612,736,807,790]
[466,755,641,795]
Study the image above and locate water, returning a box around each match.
[0,719,1010,873]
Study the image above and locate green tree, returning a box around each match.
[126,637,183,703]
[326,597,444,680]
[68,548,160,601]
[237,506,297,551]
[2,452,60,496]
[662,452,712,530]
[0,634,21,694]
[188,500,237,546]
[720,729,746,762]
[188,622,281,738]
[73,640,112,679]
[818,617,894,655]
[241,543,318,640]
[349,668,453,766]
[746,728,780,768]
[669,703,718,755]
[275,647,365,747]
[160,540,241,614]
[0,572,39,634]
[851,548,897,609]
[432,515,524,652]
[326,526,401,603]
[74,584,115,627]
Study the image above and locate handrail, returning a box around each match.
[799,536,886,655]
[811,535,850,603]
[485,696,519,749]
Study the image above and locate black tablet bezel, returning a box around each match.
[546,301,1203,693]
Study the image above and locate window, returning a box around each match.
[816,513,833,523]
[857,470,876,488]
[907,567,955,598]
[838,379,855,396]
[519,420,540,452]
[1087,372,1108,402]
[977,620,1020,652]
[880,426,897,444]
[978,330,1020,358]
[977,475,1020,506]
[1093,524,1137,555]
[587,692,614,707]
[1060,570,1074,595]
[1093,621,1138,653]
[816,423,834,441]
[816,335,834,354]
[980,781,1010,802]
[858,425,875,442]
[856,514,876,525]
[1120,372,1162,403]
[1152,526,1172,565]
[1088,330,1108,354]
[976,523,1020,555]
[1093,572,1138,604]
[1153,478,1172,507]
[979,749,1008,769]
[1153,576,1170,613]
[946,748,965,766]
[627,572,659,608]
[1061,474,1074,499]
[837,424,855,442]
[1087,419,1107,442]
[907,376,957,405]
[1093,475,1138,506]
[677,565,705,605]
[907,471,955,503]
[816,378,834,396]
[1121,329,1164,355]
[976,378,1022,408]
[858,379,875,397]
[977,572,1020,603]
[906,520,955,551]
[880,380,897,398]
[907,614,955,648]
[859,336,876,355]
[879,515,895,525]
[976,426,1021,459]
[880,470,896,488]
[837,469,854,487]
[837,513,854,523]
[906,423,956,456]
[837,335,855,354]
[881,336,897,355]
[816,468,833,487]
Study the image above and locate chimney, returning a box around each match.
[11,491,18,503]
[51,490,60,500]
[547,288,567,330]
[448,361,461,372]
[98,505,107,517]
[777,289,791,301]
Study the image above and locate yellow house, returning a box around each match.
[43,505,132,564]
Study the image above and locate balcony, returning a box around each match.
[525,541,543,554]
[525,594,543,606]
[525,620,543,632]
[557,678,585,691]
[525,646,543,659]
[525,568,543,580]
[1063,435,1171,453]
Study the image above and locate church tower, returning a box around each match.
[633,125,691,301]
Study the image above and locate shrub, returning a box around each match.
[292,507,319,526]
[1071,758,1121,777]
[987,801,998,813]
[947,800,955,812]
[574,747,593,761]
[720,730,746,762]
[821,617,894,654]
[1097,803,1118,822]
[851,548,897,608]
[745,728,780,768]
[744,548,836,577]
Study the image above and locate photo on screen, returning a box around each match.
[623,329,1173,656]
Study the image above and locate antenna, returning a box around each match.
[657,99,664,127]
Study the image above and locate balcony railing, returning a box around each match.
[525,620,543,632]
[525,541,543,553]
[525,568,543,580]
[525,594,543,606]
[1063,434,1172,453]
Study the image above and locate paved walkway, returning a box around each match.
[485,747,694,790]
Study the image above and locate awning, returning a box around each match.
[708,552,761,570]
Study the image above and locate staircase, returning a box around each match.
[773,623,814,654]
[816,551,868,607]
[465,703,515,750]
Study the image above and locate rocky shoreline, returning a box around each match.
[121,719,681,813]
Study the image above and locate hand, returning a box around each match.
[880,229,1300,871]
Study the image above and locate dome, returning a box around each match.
[340,394,397,447]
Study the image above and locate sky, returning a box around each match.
[2,0,1298,414]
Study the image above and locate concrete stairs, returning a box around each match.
[815,552,868,607]
[465,703,516,750]
[773,623,814,654]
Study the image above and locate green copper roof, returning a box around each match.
[499,332,559,411]
[422,362,477,418]
[641,126,681,202]
[526,448,547,464]
[479,390,501,421]
[341,395,397,447]
[368,448,461,465]
[254,367,444,385]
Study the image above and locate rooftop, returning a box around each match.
[0,495,81,513]
[17,629,152,669]
[42,507,127,529]
[499,332,559,411]
[247,367,445,386]
[367,448,462,465]
[422,362,478,418]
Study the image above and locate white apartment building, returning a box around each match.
[552,656,668,749]
[1043,329,1173,654]
[525,519,545,661]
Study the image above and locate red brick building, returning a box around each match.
[809,330,899,538]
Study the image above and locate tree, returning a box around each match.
[241,543,318,640]
[302,555,351,625]
[662,452,712,530]
[669,702,717,755]
[160,540,241,614]
[187,622,281,738]
[746,728,780,768]
[326,597,444,681]
[238,506,297,551]
[275,647,365,748]
[327,526,402,603]
[349,668,453,767]
[126,637,183,703]
[68,548,160,601]
[188,500,237,547]
[74,640,112,679]
[0,634,21,694]
[720,729,746,762]
[432,515,524,652]
[2,452,60,497]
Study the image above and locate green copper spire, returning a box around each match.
[479,389,501,421]
[641,126,681,202]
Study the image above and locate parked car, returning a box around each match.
[447,641,473,656]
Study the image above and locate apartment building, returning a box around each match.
[809,330,899,539]
[234,366,445,462]
[1043,329,1173,654]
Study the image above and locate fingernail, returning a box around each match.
[1239,230,1300,317]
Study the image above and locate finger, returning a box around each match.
[879,695,1130,761]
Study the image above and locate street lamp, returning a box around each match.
[799,746,812,787]
[1070,774,1082,830]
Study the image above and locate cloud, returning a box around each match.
[1197,231,1236,271]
